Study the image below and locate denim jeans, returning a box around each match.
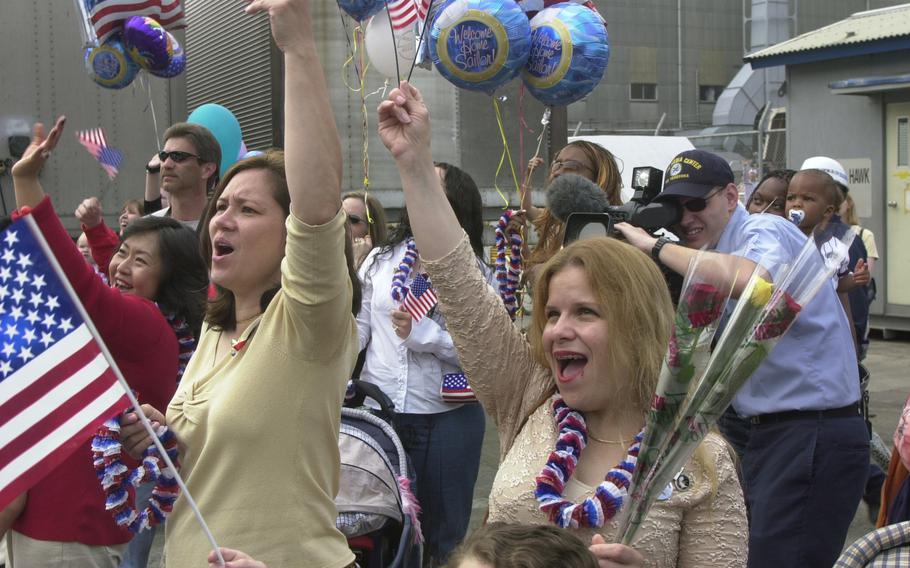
[118,484,155,568]
[395,403,485,567]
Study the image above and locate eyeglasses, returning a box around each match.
[348,215,364,225]
[550,159,592,174]
[680,187,723,213]
[158,150,200,164]
[755,197,785,213]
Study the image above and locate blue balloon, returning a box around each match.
[429,0,531,94]
[336,0,384,21]
[84,35,140,89]
[521,3,609,106]
[187,104,242,178]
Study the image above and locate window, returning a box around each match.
[899,117,909,167]
[699,85,725,103]
[630,83,658,101]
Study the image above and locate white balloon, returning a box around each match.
[364,10,417,79]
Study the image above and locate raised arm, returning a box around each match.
[521,156,546,222]
[10,117,66,209]
[76,197,120,271]
[377,82,461,261]
[245,0,341,225]
[614,222,763,297]
[144,152,163,213]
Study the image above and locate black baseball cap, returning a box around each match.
[656,149,735,200]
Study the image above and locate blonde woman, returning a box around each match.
[377,81,747,568]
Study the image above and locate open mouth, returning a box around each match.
[683,227,703,239]
[114,278,133,292]
[213,239,235,257]
[554,351,587,383]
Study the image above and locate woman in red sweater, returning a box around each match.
[1,117,207,567]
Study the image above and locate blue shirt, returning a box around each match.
[715,205,860,416]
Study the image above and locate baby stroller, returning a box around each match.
[337,380,422,567]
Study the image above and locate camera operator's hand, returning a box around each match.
[614,222,657,254]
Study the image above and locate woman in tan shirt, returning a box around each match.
[377,82,747,567]
[121,0,360,566]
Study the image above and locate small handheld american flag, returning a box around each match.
[440,373,477,403]
[76,128,123,181]
[401,273,438,322]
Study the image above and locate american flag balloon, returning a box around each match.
[386,0,432,30]
[87,0,187,44]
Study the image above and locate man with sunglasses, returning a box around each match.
[145,123,221,232]
[616,149,868,568]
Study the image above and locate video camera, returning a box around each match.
[556,166,682,245]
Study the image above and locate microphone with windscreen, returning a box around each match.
[545,168,681,245]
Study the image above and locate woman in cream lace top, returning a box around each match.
[377,82,748,567]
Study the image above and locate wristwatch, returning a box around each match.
[146,164,160,174]
[651,236,672,262]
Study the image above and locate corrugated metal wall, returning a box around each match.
[0,1,179,231]
[184,0,278,151]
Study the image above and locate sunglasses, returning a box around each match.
[680,187,723,213]
[550,158,592,174]
[157,150,200,164]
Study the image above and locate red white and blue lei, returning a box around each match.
[495,211,523,320]
[534,396,643,528]
[391,238,419,303]
[91,416,180,533]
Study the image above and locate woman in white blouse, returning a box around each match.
[356,162,494,566]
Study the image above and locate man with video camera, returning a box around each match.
[615,149,868,568]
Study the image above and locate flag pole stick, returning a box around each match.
[23,215,226,567]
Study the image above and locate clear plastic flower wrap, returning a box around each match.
[617,225,856,544]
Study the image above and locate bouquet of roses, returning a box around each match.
[628,252,735,512]
[617,226,856,544]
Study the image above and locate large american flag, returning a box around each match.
[401,273,437,322]
[87,0,187,44]
[76,128,123,181]
[387,0,432,31]
[0,216,127,510]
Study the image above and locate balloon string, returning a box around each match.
[518,84,526,190]
[357,27,371,192]
[521,107,550,208]
[342,25,366,93]
[339,9,363,78]
[384,1,401,83]
[141,73,162,151]
[406,0,436,83]
[492,97,520,208]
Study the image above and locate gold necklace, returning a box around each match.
[587,431,628,445]
[235,313,261,326]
